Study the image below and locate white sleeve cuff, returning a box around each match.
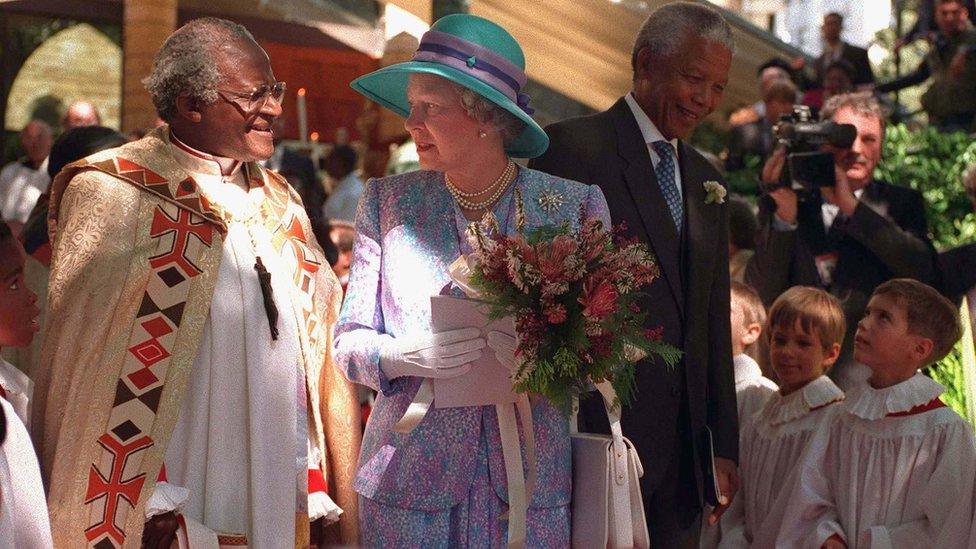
[772,215,798,231]
[144,481,190,519]
[308,491,343,524]
[861,526,893,549]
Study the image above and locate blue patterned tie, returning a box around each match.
[652,140,683,233]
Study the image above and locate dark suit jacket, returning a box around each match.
[747,181,936,369]
[530,97,737,524]
[816,42,875,86]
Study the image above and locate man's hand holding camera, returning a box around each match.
[761,145,861,226]
[760,103,880,229]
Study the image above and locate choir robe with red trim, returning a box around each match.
[761,374,976,548]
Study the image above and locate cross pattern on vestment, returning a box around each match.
[149,206,215,277]
[84,433,153,546]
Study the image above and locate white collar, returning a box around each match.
[733,354,763,385]
[845,373,945,420]
[624,93,679,151]
[0,357,31,399]
[759,375,845,426]
[169,131,242,177]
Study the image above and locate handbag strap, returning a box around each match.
[570,382,630,487]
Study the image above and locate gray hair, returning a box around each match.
[455,85,526,147]
[631,1,734,77]
[143,17,255,122]
[820,91,887,135]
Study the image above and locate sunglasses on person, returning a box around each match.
[217,81,287,114]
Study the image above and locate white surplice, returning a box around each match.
[701,354,779,548]
[148,139,312,545]
[727,375,845,548]
[766,373,976,548]
[0,396,52,548]
[0,357,32,430]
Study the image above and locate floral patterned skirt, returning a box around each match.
[359,432,570,548]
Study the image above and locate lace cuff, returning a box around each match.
[144,481,190,519]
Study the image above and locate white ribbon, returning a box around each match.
[392,256,537,547]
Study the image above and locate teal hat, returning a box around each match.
[350,14,548,158]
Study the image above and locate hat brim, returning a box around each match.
[351,61,549,159]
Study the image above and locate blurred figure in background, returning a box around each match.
[729,58,797,127]
[0,120,52,234]
[321,145,364,223]
[61,100,101,131]
[1,126,127,384]
[803,13,874,88]
[726,79,797,172]
[728,197,758,283]
[878,0,976,132]
[328,220,356,292]
[263,118,324,221]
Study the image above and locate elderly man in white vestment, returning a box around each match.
[35,17,360,548]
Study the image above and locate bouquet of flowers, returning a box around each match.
[463,193,682,413]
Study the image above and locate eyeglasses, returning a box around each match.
[216,81,287,113]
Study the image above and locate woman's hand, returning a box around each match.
[486,331,518,371]
[379,328,485,380]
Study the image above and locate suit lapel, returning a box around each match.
[679,143,707,317]
[610,99,684,315]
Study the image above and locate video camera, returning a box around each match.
[766,106,857,193]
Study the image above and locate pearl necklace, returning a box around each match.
[446,160,517,211]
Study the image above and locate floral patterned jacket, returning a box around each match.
[334,167,610,510]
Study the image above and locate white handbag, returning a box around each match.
[570,382,650,548]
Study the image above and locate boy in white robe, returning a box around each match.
[0,221,52,547]
[770,279,976,548]
[730,286,847,548]
[702,281,779,548]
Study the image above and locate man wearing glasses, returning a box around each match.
[35,17,360,548]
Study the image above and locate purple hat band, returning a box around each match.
[412,30,535,115]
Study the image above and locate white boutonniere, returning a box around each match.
[703,181,726,204]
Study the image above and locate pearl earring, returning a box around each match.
[479,130,487,138]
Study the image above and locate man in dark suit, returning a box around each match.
[747,92,936,389]
[812,12,874,88]
[530,2,738,545]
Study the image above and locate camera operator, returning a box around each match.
[746,92,937,389]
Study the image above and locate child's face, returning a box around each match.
[769,318,840,395]
[0,238,39,348]
[855,293,926,373]
[730,299,746,355]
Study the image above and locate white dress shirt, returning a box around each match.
[624,93,682,201]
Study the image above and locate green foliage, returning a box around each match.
[930,347,968,417]
[875,124,976,250]
[877,124,976,419]
[690,120,729,155]
[725,155,763,198]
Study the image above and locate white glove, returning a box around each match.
[380,327,485,380]
[486,331,518,371]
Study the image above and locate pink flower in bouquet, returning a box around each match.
[579,220,610,264]
[537,234,578,281]
[516,311,546,356]
[544,302,568,324]
[645,326,664,342]
[580,277,619,320]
